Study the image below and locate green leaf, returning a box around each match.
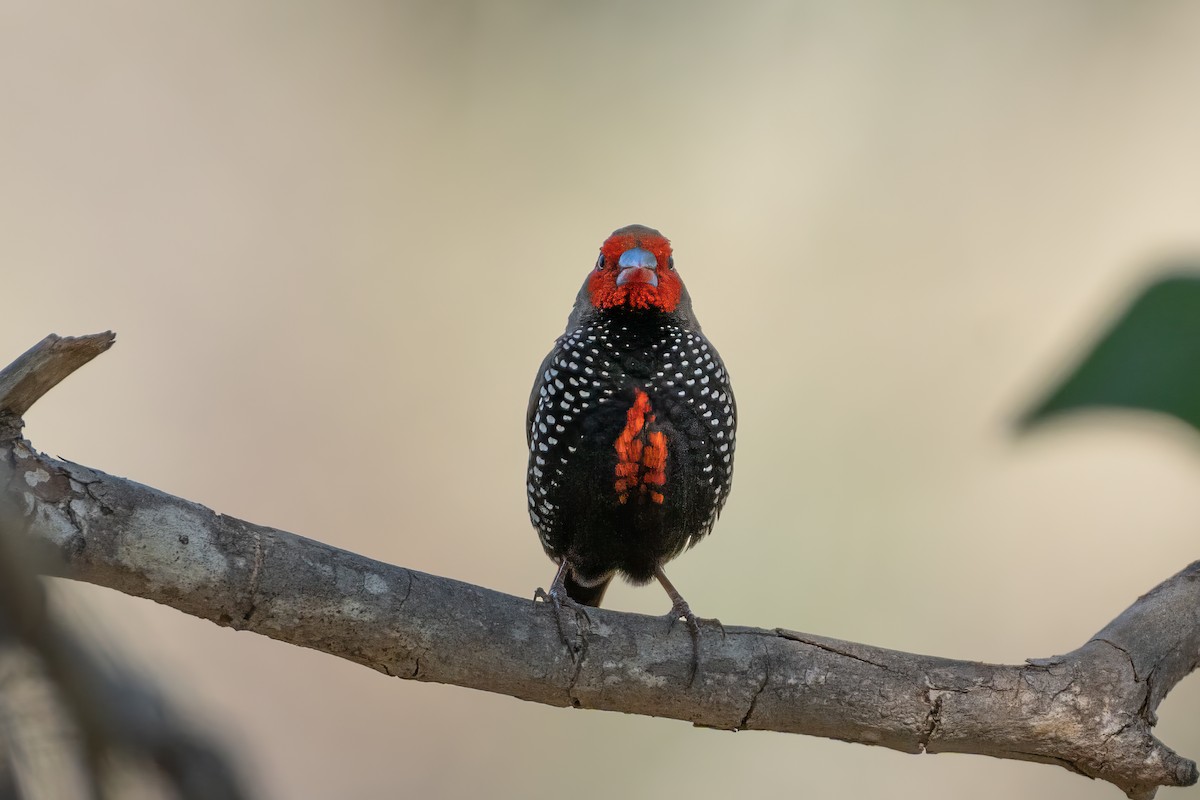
[1021,272,1200,433]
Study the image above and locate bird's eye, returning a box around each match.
[668,256,675,271]
[595,254,604,271]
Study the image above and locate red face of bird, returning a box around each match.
[586,224,683,313]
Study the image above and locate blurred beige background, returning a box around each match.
[4,1,1200,798]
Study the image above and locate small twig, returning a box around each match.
[0,332,115,425]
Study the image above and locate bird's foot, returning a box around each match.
[656,567,716,688]
[534,584,591,660]
[664,598,710,688]
[666,602,725,638]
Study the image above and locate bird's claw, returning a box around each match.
[664,600,706,688]
[534,585,591,661]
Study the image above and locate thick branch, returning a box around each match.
[1,333,1197,800]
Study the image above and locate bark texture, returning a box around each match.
[1,333,1197,799]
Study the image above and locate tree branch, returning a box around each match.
[0,332,246,799]
[1,333,1197,799]
[0,333,114,422]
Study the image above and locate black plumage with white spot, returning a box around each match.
[526,224,736,630]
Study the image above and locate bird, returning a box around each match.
[527,224,736,674]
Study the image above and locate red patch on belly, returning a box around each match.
[613,389,668,505]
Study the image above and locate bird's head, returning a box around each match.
[585,224,683,313]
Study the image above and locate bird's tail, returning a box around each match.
[565,572,612,607]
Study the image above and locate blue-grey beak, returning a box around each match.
[616,247,658,287]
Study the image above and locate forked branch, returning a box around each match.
[1,333,1196,799]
